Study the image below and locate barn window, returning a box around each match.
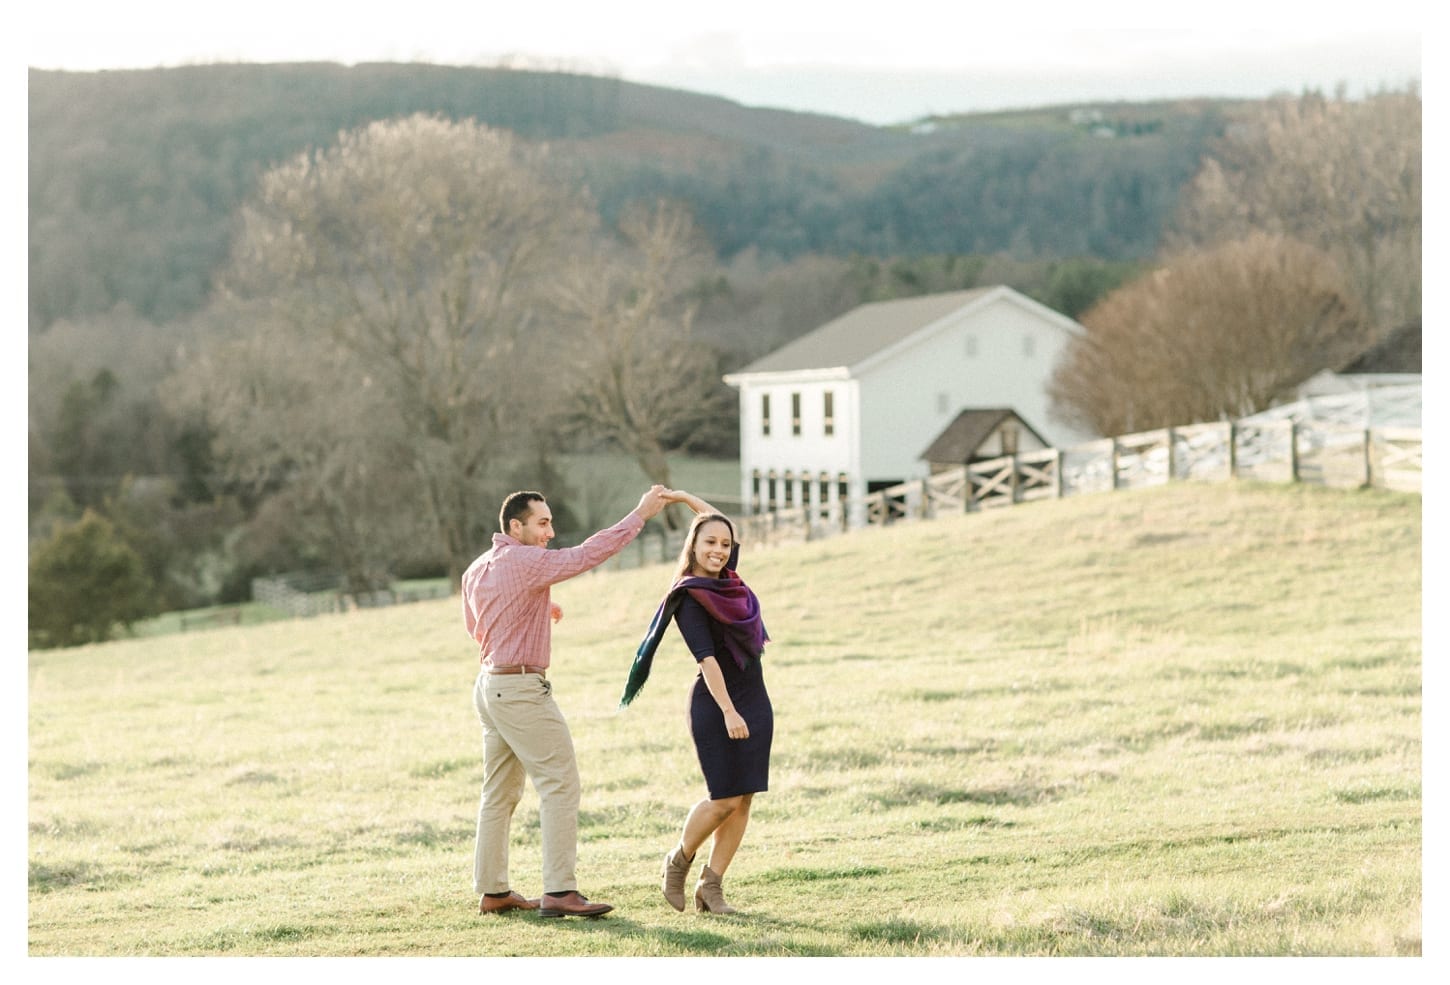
[1022,334,1036,357]
[823,391,835,436]
[1000,424,1020,456]
[761,393,771,436]
[791,392,802,436]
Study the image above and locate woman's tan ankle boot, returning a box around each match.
[694,865,737,914]
[660,844,694,911]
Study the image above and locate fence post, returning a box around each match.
[1288,420,1299,483]
[1010,454,1021,503]
[1165,427,1176,482]
[1227,422,1238,479]
[1363,429,1374,488]
[1110,439,1120,490]
[1053,449,1064,499]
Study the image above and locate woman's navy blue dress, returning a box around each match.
[673,595,773,799]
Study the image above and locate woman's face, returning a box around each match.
[690,520,733,577]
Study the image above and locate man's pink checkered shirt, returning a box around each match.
[462,511,645,668]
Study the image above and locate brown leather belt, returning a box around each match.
[486,664,547,678]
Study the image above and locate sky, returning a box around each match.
[21,0,1426,125]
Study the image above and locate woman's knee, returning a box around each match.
[710,794,746,817]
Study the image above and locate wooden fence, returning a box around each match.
[250,572,451,618]
[735,420,1421,548]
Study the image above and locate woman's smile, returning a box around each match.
[692,519,733,576]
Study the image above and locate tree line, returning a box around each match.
[27,68,1420,647]
[28,63,1227,332]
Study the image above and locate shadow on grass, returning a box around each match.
[30,860,104,892]
[849,918,955,947]
[42,760,105,781]
[869,781,1061,809]
[913,814,1013,832]
[409,757,474,779]
[755,863,888,884]
[1333,784,1419,804]
[524,912,842,956]
[394,820,471,848]
[579,804,679,840]
[185,923,339,952]
[782,748,885,770]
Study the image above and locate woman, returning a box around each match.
[620,490,772,914]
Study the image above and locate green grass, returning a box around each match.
[28,482,1421,955]
[129,601,287,637]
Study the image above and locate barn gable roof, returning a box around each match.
[920,408,1050,463]
[1340,317,1422,374]
[725,285,1083,383]
[733,288,995,376]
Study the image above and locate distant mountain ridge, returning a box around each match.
[28,62,1242,331]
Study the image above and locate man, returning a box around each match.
[463,485,670,918]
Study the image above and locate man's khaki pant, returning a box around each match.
[472,671,581,896]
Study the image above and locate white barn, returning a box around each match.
[722,285,1099,517]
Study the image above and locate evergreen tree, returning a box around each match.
[29,510,158,648]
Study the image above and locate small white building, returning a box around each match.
[723,285,1099,516]
[1266,316,1422,429]
[920,408,1052,474]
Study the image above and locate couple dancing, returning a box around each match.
[461,485,772,919]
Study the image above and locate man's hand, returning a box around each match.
[635,484,672,520]
[550,602,563,624]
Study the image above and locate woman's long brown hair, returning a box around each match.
[670,512,736,583]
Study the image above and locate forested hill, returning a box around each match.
[28,62,1243,331]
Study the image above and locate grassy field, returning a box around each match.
[27,482,1421,957]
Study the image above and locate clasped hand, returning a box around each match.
[636,484,675,520]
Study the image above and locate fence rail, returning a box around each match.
[736,420,1420,548]
[250,573,451,619]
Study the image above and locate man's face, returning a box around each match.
[509,500,555,548]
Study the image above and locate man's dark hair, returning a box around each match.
[499,491,546,534]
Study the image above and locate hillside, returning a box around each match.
[28,482,1421,955]
[28,62,1239,331]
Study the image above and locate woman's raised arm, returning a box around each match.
[665,489,721,516]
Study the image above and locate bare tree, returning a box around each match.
[1049,233,1371,436]
[168,300,425,593]
[177,114,598,583]
[691,250,862,365]
[554,200,732,529]
[1168,87,1420,335]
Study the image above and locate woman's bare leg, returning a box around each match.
[680,795,741,859]
[705,793,753,876]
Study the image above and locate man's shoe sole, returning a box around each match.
[539,905,613,918]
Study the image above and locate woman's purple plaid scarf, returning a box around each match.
[619,565,768,708]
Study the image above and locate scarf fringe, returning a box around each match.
[619,570,767,709]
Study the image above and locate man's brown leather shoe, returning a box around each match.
[479,891,539,914]
[538,891,613,918]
